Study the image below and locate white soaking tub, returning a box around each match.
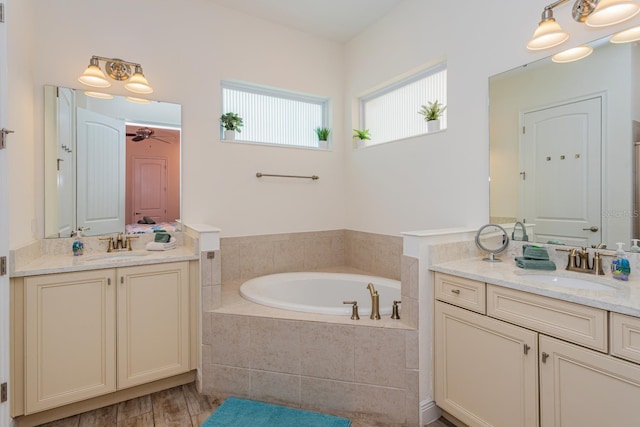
[239,272,401,315]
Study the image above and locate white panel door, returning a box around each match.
[132,156,168,224]
[76,108,125,236]
[521,97,602,247]
[0,2,9,424]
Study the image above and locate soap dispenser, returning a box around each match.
[72,229,84,256]
[631,239,640,253]
[611,242,630,281]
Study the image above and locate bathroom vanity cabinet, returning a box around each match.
[434,272,640,427]
[11,261,193,417]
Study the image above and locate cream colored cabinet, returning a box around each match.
[117,262,190,388]
[435,301,539,427]
[539,335,640,427]
[24,269,117,413]
[22,261,190,414]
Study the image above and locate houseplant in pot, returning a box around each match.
[418,100,446,132]
[314,127,331,148]
[220,112,244,141]
[352,128,371,148]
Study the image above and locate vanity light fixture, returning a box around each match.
[78,55,153,94]
[610,24,640,41]
[551,44,594,62]
[527,0,640,50]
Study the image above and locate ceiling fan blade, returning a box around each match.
[151,136,173,144]
[132,136,144,142]
[126,133,137,136]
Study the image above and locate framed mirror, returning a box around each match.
[489,36,640,251]
[44,86,182,238]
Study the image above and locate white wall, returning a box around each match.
[343,0,640,237]
[9,0,346,246]
[11,0,640,247]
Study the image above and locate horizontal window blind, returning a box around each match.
[221,81,328,148]
[361,64,447,145]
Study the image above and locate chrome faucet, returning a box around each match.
[366,283,381,320]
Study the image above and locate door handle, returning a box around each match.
[582,226,599,232]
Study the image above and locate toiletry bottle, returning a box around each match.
[611,242,630,281]
[72,229,84,256]
[631,239,640,253]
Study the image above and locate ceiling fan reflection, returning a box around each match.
[126,127,174,144]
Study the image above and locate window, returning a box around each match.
[221,80,330,148]
[360,63,447,146]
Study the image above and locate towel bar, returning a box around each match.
[256,172,319,180]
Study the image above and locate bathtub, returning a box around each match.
[239,272,401,315]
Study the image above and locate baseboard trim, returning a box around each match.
[420,399,442,425]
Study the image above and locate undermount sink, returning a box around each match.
[84,252,150,262]
[522,274,616,291]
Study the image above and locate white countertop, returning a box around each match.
[431,257,640,317]
[11,247,199,277]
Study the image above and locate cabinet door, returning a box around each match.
[435,301,538,427]
[25,270,116,414]
[540,334,640,427]
[117,261,189,388]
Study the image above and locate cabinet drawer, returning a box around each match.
[611,312,640,364]
[435,273,486,314]
[487,285,607,352]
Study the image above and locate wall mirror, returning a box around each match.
[44,86,182,238]
[489,35,640,251]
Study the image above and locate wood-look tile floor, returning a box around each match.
[36,382,454,427]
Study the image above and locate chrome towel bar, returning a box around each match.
[256,172,319,180]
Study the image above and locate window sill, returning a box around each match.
[355,128,447,149]
[220,139,331,151]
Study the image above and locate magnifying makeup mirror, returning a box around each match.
[475,224,510,262]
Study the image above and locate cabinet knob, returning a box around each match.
[451,289,461,294]
[542,352,549,363]
[524,344,531,355]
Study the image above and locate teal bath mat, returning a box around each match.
[201,397,351,427]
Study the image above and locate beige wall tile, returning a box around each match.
[354,384,405,423]
[212,249,222,285]
[300,377,356,413]
[402,296,419,329]
[239,240,275,280]
[274,239,305,272]
[221,240,240,282]
[209,284,222,310]
[402,255,419,299]
[202,285,213,312]
[354,327,405,388]
[201,311,214,345]
[250,318,301,374]
[250,371,300,406]
[200,253,213,287]
[210,314,251,368]
[405,369,420,426]
[405,330,419,370]
[208,364,251,398]
[300,323,355,381]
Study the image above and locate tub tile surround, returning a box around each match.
[204,229,414,424]
[220,230,402,283]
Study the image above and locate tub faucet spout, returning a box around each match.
[366,283,381,320]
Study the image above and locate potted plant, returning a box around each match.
[352,129,371,148]
[314,127,330,148]
[418,100,447,132]
[220,112,244,141]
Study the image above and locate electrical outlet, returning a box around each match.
[1,382,7,403]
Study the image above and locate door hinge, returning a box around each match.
[522,126,526,134]
[0,3,5,24]
[1,382,7,403]
[0,128,14,149]
[520,171,526,180]
[0,256,6,276]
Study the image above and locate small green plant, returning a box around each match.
[314,127,331,141]
[220,112,244,132]
[352,129,371,140]
[418,101,447,121]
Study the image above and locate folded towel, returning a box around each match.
[154,232,171,243]
[515,256,556,271]
[523,245,550,260]
[146,237,177,251]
